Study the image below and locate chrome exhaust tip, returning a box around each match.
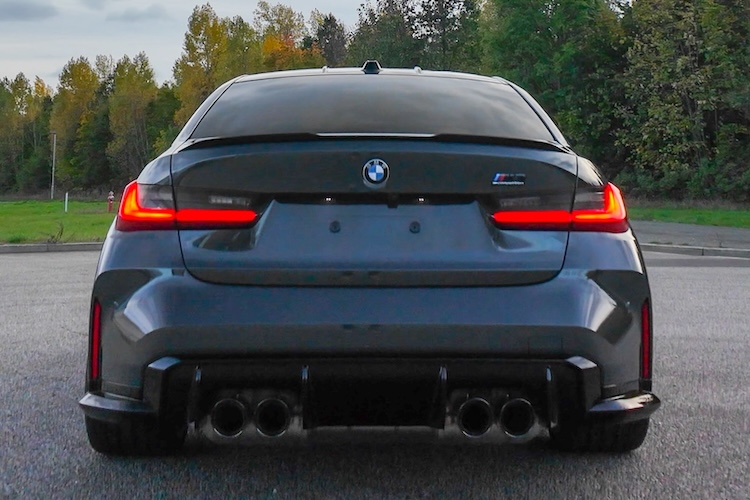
[210,398,248,438]
[457,397,493,438]
[499,398,536,438]
[255,398,291,438]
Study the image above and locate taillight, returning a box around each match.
[90,301,102,384]
[117,181,175,230]
[116,181,258,231]
[491,182,628,233]
[571,183,628,232]
[641,299,652,383]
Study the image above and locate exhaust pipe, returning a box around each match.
[457,397,493,438]
[211,398,248,438]
[255,398,291,438]
[499,398,536,438]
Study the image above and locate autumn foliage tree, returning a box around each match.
[107,53,159,184]
[173,3,322,125]
[261,34,325,71]
[173,4,231,127]
[254,0,307,43]
[48,57,101,188]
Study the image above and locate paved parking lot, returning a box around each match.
[1,251,748,499]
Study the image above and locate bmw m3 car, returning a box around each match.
[80,61,660,455]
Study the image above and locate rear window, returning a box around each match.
[191,74,554,142]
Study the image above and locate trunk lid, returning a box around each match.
[172,139,577,287]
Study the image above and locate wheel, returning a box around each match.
[550,418,650,452]
[85,415,186,456]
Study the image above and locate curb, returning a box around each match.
[0,242,103,254]
[640,243,750,259]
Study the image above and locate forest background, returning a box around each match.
[1,0,749,202]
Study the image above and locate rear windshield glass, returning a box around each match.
[191,74,554,142]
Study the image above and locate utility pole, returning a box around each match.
[50,131,57,200]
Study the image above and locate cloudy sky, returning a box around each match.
[0,0,360,88]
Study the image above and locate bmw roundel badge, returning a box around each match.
[362,158,389,188]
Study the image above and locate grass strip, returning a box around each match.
[0,200,116,244]
[628,206,750,229]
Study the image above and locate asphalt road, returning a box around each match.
[1,252,748,499]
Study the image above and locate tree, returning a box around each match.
[415,0,481,71]
[347,0,422,67]
[16,77,54,192]
[148,83,181,156]
[482,0,628,177]
[261,34,325,71]
[617,0,750,200]
[254,1,307,44]
[0,78,22,191]
[74,79,113,190]
[620,0,707,196]
[107,53,158,184]
[173,4,229,126]
[314,14,349,67]
[252,3,326,71]
[698,0,750,200]
[0,74,54,193]
[173,4,269,127]
[49,57,101,191]
[218,15,264,82]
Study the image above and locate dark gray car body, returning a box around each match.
[80,65,659,453]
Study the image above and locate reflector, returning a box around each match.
[641,300,652,380]
[90,301,102,382]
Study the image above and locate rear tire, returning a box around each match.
[85,415,186,456]
[550,418,650,452]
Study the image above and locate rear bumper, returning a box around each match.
[94,265,651,398]
[80,355,660,432]
[87,228,656,436]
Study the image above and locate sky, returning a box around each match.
[0,0,360,88]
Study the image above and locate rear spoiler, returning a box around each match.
[175,133,571,154]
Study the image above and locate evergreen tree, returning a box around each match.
[314,14,348,67]
[347,0,422,68]
[415,0,481,71]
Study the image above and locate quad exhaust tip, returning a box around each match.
[210,394,534,441]
[499,398,536,438]
[457,397,537,439]
[255,398,291,438]
[457,397,494,438]
[210,398,248,438]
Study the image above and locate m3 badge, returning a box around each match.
[492,173,526,186]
